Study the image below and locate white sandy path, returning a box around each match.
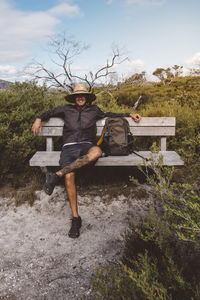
[0,185,155,300]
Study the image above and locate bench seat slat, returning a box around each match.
[29,151,184,167]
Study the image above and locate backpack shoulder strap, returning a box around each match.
[97,126,106,146]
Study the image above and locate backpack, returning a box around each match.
[98,117,133,156]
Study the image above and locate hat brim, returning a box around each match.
[65,92,96,103]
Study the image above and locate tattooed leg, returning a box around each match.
[43,146,102,196]
[56,146,102,177]
[57,154,90,177]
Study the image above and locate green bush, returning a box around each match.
[95,91,130,113]
[91,160,200,299]
[0,81,65,186]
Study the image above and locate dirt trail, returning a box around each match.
[0,184,156,300]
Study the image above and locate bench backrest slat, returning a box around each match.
[40,126,175,137]
[97,117,176,127]
[42,117,175,127]
[39,117,176,137]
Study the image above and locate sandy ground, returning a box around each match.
[0,183,157,300]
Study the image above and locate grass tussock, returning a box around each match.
[14,173,44,206]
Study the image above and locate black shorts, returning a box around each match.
[59,143,94,168]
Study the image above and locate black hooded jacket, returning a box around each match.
[38,104,130,145]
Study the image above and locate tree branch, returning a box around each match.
[132,95,143,111]
[28,34,127,92]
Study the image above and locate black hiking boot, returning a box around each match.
[68,216,82,238]
[43,172,60,195]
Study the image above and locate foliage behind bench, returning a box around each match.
[1,78,200,186]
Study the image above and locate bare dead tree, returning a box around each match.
[29,33,127,93]
[70,48,126,92]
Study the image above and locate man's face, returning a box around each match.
[75,94,87,107]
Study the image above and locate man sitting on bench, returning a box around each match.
[32,83,141,238]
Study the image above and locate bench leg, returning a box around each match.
[40,167,48,174]
[160,137,167,151]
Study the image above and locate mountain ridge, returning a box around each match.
[0,79,13,89]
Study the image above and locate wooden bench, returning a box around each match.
[29,117,184,168]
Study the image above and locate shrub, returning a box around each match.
[0,81,65,186]
[90,159,200,299]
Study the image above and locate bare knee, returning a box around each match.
[92,146,102,158]
[88,146,102,161]
[65,172,75,187]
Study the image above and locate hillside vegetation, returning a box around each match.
[92,76,200,299]
[0,76,200,184]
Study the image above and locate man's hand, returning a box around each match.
[130,113,141,123]
[32,118,42,136]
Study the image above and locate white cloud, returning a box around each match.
[48,2,80,17]
[0,50,31,62]
[0,0,81,64]
[126,59,146,67]
[184,52,200,66]
[107,0,166,6]
[110,58,146,80]
[106,0,114,4]
[0,65,17,76]
[0,65,30,81]
[126,0,166,6]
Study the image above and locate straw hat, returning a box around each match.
[65,83,96,103]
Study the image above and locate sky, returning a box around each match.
[0,0,200,83]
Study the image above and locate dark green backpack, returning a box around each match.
[101,117,133,156]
